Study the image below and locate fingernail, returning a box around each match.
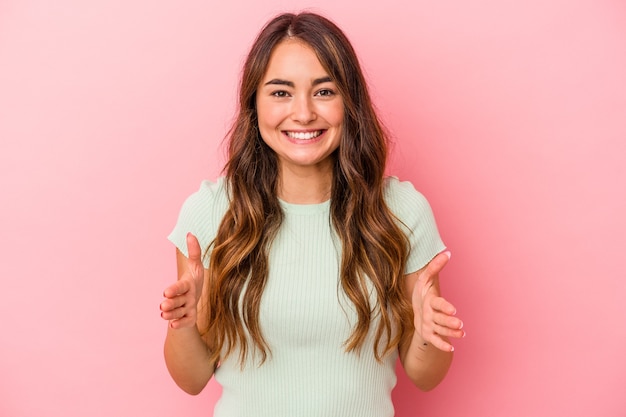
[444,251,451,259]
[450,346,455,352]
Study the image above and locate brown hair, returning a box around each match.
[203,12,412,366]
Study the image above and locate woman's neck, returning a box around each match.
[277,165,333,204]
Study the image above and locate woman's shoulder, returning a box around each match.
[383,176,445,271]
[174,176,231,227]
[168,177,230,262]
[182,176,229,206]
[195,176,227,196]
[383,176,437,224]
[383,176,429,205]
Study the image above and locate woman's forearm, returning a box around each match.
[164,325,215,395]
[400,331,453,391]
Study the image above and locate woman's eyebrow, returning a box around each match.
[264,79,294,87]
[263,76,333,87]
[312,76,332,86]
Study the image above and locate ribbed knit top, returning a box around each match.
[168,176,445,417]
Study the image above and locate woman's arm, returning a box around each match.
[398,252,465,391]
[160,233,216,395]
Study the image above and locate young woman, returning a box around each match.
[160,11,465,417]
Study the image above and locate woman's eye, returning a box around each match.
[316,89,335,97]
[271,90,289,98]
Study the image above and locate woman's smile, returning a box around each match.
[283,129,326,142]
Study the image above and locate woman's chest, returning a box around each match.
[259,214,359,348]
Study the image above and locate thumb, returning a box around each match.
[186,232,203,267]
[423,250,451,278]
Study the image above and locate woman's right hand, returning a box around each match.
[160,233,205,329]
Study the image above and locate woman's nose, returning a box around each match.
[291,95,316,124]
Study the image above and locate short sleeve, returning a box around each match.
[167,178,230,268]
[384,177,447,274]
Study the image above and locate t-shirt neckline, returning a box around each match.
[278,198,331,214]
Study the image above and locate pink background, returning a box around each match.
[1,0,625,416]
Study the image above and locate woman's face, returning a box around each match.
[256,39,344,176]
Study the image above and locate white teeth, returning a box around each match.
[286,130,323,140]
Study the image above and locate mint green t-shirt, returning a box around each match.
[168,176,445,417]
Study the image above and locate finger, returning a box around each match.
[423,251,451,279]
[433,311,464,331]
[431,296,457,316]
[161,307,186,321]
[169,315,196,329]
[186,233,203,267]
[160,295,187,312]
[433,322,466,340]
[163,279,190,298]
[428,334,455,352]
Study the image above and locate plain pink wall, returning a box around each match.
[1,0,625,416]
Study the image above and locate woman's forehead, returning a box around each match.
[261,40,331,83]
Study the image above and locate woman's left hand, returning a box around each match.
[411,251,465,352]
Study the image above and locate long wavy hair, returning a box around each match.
[202,12,412,366]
